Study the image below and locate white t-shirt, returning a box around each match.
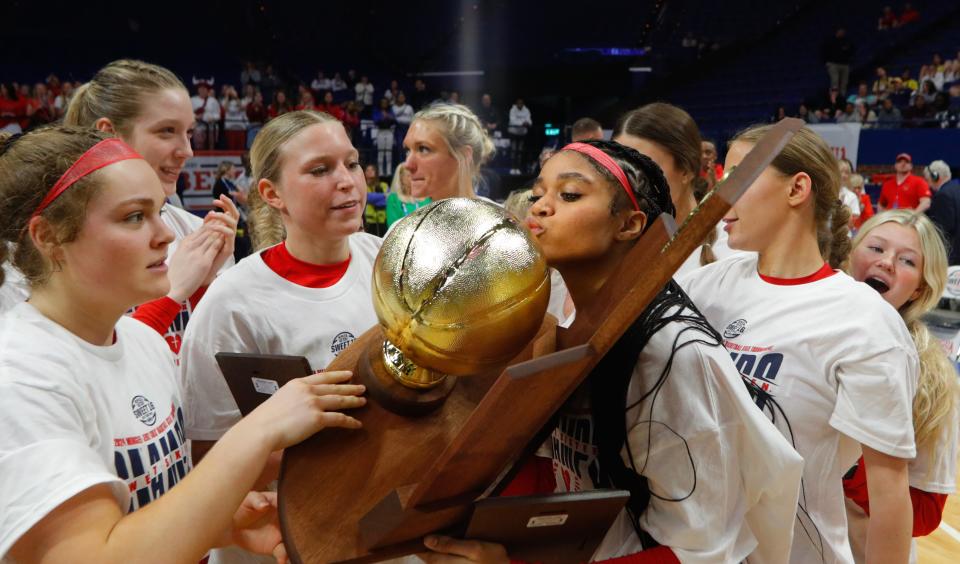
[676,224,752,278]
[179,233,381,441]
[679,254,919,564]
[0,261,29,315]
[840,187,860,219]
[0,303,189,559]
[547,301,802,564]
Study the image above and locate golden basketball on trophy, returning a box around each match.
[361,197,551,413]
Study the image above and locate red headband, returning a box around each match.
[562,142,640,212]
[32,138,143,218]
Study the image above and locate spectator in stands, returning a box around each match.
[571,117,603,141]
[822,86,845,115]
[363,163,389,236]
[876,97,903,128]
[386,165,431,229]
[355,75,375,112]
[391,91,414,162]
[241,61,261,88]
[918,79,939,104]
[850,173,874,229]
[872,67,891,99]
[449,91,461,105]
[221,85,248,151]
[838,159,861,229]
[879,153,931,212]
[847,82,878,107]
[52,81,73,118]
[888,76,913,107]
[345,69,358,90]
[25,83,55,128]
[240,84,255,109]
[296,90,319,112]
[900,68,919,92]
[822,27,854,96]
[477,93,500,135]
[771,106,788,122]
[267,90,293,120]
[191,81,221,150]
[925,160,960,264]
[245,90,267,148]
[372,98,396,176]
[384,79,400,103]
[836,102,859,123]
[932,93,958,129]
[342,100,361,143]
[798,103,818,123]
[700,139,724,189]
[508,98,532,175]
[918,66,944,92]
[311,70,331,95]
[856,101,878,128]
[331,72,347,93]
[410,78,431,110]
[260,64,280,103]
[898,3,920,26]
[903,95,933,127]
[878,5,898,30]
[317,91,344,121]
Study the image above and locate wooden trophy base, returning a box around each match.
[357,339,457,417]
[279,320,558,564]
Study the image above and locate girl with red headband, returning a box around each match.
[0,126,366,563]
[421,140,802,564]
[679,126,918,563]
[64,59,239,352]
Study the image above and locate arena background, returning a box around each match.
[3,1,960,559]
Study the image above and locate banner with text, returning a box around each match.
[808,123,861,168]
[179,151,244,213]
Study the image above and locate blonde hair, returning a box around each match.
[851,210,957,454]
[849,173,865,190]
[411,104,495,198]
[503,189,534,220]
[0,127,112,288]
[63,59,186,136]
[389,164,416,202]
[732,125,850,268]
[247,110,339,250]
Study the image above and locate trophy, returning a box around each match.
[278,120,806,563]
[359,198,551,415]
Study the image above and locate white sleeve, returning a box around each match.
[620,333,800,564]
[830,343,918,459]
[908,402,959,493]
[178,285,254,441]
[204,98,221,123]
[0,376,126,557]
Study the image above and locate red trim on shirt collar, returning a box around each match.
[261,242,351,288]
[758,262,836,285]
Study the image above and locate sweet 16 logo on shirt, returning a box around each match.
[131,395,157,426]
[723,319,748,339]
[331,332,356,356]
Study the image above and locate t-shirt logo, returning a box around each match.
[131,395,157,426]
[724,318,748,339]
[331,331,356,356]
